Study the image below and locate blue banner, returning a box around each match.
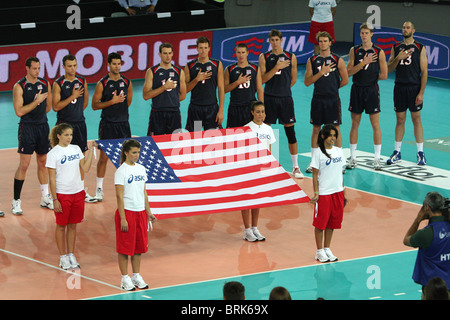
[212,22,314,68]
[353,23,450,80]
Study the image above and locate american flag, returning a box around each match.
[97,127,309,219]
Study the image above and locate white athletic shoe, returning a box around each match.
[85,189,98,203]
[132,274,149,289]
[11,199,23,215]
[121,276,136,291]
[315,249,330,263]
[0,210,4,217]
[94,188,103,202]
[40,194,54,210]
[293,167,304,179]
[324,248,338,262]
[243,229,258,242]
[252,228,266,241]
[373,158,382,171]
[59,255,72,270]
[346,158,357,170]
[68,253,80,269]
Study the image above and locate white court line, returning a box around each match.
[0,248,122,291]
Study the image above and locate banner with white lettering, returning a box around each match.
[211,22,314,68]
[0,30,213,92]
[353,23,450,80]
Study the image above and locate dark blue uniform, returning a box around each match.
[17,77,51,155]
[54,75,88,151]
[392,41,425,112]
[97,74,131,140]
[148,64,182,136]
[349,45,381,114]
[226,62,258,128]
[185,58,221,131]
[309,53,342,126]
[262,50,295,125]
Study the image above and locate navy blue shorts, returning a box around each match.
[185,103,221,132]
[264,95,295,125]
[310,95,342,126]
[394,84,423,113]
[98,120,131,140]
[18,122,51,155]
[349,84,380,114]
[147,110,182,136]
[226,102,252,128]
[56,120,88,152]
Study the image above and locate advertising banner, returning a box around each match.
[0,31,213,92]
[212,22,314,68]
[353,23,450,80]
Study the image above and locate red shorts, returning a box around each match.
[309,21,335,44]
[55,190,85,226]
[313,191,344,230]
[115,209,149,256]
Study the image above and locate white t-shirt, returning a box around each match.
[45,144,84,194]
[309,0,336,23]
[115,162,148,212]
[246,121,276,150]
[310,146,344,195]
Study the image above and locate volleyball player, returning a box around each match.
[304,31,348,174]
[12,57,53,215]
[92,52,133,201]
[184,36,225,131]
[115,139,157,291]
[259,29,303,179]
[346,23,387,170]
[387,21,428,166]
[52,54,97,202]
[143,42,186,136]
[46,123,96,269]
[224,43,263,128]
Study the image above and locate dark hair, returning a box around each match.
[268,29,282,39]
[159,42,173,53]
[49,123,73,147]
[249,100,264,119]
[63,54,77,66]
[196,36,210,47]
[120,139,141,164]
[25,57,39,67]
[235,43,248,51]
[316,31,333,43]
[269,286,292,300]
[317,124,338,159]
[423,191,449,221]
[108,52,122,64]
[223,281,245,300]
[425,277,449,300]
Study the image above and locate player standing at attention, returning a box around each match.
[386,21,428,166]
[52,54,97,202]
[224,43,263,128]
[346,23,387,171]
[12,57,53,215]
[304,31,348,174]
[184,36,225,131]
[143,42,186,136]
[46,123,96,270]
[92,52,133,201]
[259,29,303,179]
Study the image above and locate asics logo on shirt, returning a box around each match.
[325,156,343,166]
[127,174,146,183]
[60,154,80,164]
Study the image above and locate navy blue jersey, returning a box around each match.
[54,75,86,123]
[310,52,341,97]
[187,58,220,106]
[99,74,130,122]
[226,62,258,105]
[17,77,49,124]
[150,63,181,111]
[263,50,293,97]
[392,41,424,85]
[352,44,382,86]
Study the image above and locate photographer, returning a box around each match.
[403,191,450,299]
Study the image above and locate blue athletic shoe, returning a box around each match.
[386,150,401,165]
[417,151,427,165]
